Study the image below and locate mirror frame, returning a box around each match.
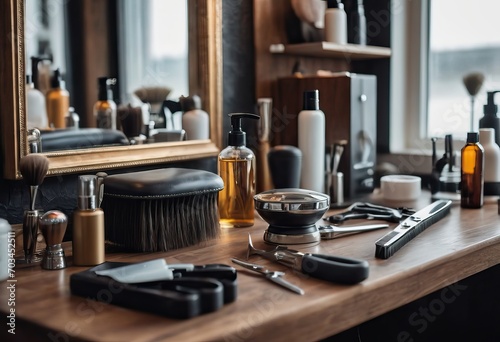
[0,0,222,180]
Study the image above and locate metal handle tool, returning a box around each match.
[318,223,389,239]
[246,235,369,284]
[231,258,304,295]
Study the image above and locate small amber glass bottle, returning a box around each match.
[461,132,484,208]
[46,69,70,129]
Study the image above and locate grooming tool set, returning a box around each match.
[70,260,237,319]
[325,140,347,207]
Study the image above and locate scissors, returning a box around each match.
[324,202,415,224]
[231,257,304,295]
[246,235,369,285]
[70,261,237,319]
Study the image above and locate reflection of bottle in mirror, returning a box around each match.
[94,77,117,130]
[26,75,48,130]
[461,132,484,208]
[46,69,70,129]
[180,95,209,140]
[65,107,80,129]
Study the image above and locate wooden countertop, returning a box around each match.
[1,192,500,341]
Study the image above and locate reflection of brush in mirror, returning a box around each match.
[19,154,49,264]
[463,72,485,132]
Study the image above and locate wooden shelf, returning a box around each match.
[270,42,391,60]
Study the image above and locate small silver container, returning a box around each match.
[254,188,330,228]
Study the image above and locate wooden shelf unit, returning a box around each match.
[270,42,391,60]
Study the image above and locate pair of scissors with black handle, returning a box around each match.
[247,235,369,284]
[324,202,415,224]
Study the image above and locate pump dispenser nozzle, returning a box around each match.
[484,91,500,116]
[227,113,260,147]
[77,175,97,210]
[97,77,117,101]
[480,90,500,146]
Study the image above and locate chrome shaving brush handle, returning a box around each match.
[39,210,68,270]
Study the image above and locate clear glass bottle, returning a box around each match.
[461,132,484,208]
[218,113,259,228]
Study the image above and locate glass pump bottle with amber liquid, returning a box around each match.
[461,132,484,208]
[218,113,259,228]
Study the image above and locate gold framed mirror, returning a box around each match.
[0,0,222,180]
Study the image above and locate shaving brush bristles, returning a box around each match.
[133,86,172,104]
[20,154,49,186]
[463,72,485,96]
[20,154,49,211]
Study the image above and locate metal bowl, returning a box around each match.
[254,188,330,228]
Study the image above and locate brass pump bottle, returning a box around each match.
[461,132,484,208]
[72,175,105,266]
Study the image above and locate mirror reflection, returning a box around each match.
[25,0,209,152]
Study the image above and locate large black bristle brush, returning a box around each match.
[102,168,224,252]
[19,154,49,262]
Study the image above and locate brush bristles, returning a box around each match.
[103,192,220,252]
[375,204,451,259]
[19,154,49,186]
[463,72,485,96]
[133,87,172,103]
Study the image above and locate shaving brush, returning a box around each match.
[463,72,485,132]
[19,154,49,263]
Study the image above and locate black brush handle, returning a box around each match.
[301,254,369,284]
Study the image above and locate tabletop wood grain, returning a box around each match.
[1,191,499,341]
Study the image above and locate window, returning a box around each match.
[117,0,189,102]
[390,0,500,158]
[427,0,500,138]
